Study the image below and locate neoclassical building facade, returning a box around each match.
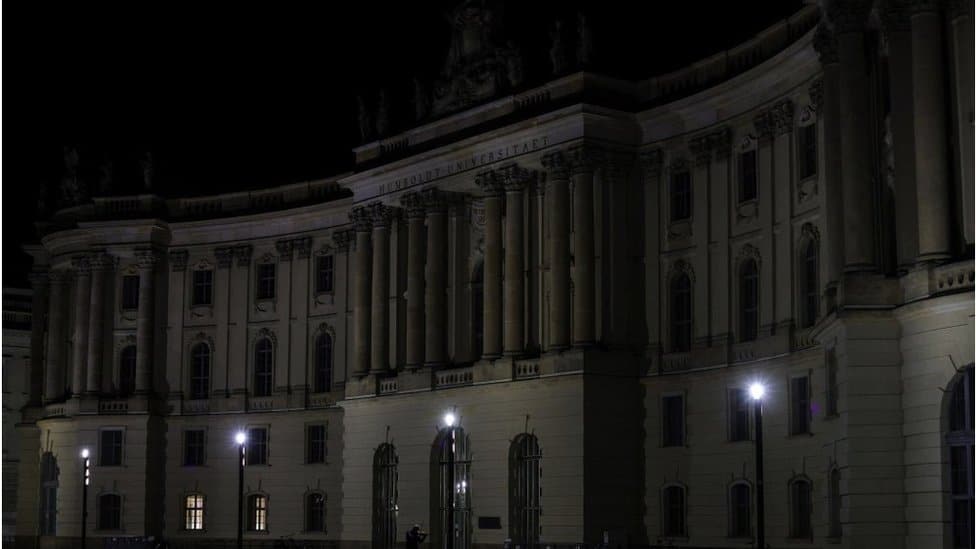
[13,1,975,548]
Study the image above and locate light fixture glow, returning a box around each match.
[81,448,89,459]
[443,412,456,427]
[235,432,246,445]
[749,383,766,401]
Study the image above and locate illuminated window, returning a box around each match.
[247,494,268,532]
[184,494,204,531]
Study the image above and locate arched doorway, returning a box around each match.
[373,443,398,549]
[945,366,974,549]
[432,427,471,549]
[509,433,541,549]
[39,452,58,535]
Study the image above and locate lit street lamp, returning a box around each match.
[81,448,90,549]
[236,431,247,549]
[444,412,456,549]
[750,382,766,549]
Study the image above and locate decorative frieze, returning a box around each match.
[770,99,795,135]
[169,250,189,272]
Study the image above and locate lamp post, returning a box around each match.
[236,431,247,549]
[444,413,456,549]
[749,383,766,549]
[81,448,90,549]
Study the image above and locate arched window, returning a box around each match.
[119,346,136,397]
[472,262,484,358]
[802,239,819,328]
[509,434,541,549]
[728,482,751,538]
[306,492,326,533]
[739,259,758,342]
[98,493,122,530]
[184,493,205,531]
[39,452,58,535]
[788,477,812,539]
[314,333,333,393]
[247,494,268,532]
[373,443,398,549]
[433,427,471,549]
[946,367,974,549]
[254,338,273,397]
[828,468,841,539]
[661,484,686,538]
[190,343,210,400]
[670,273,692,352]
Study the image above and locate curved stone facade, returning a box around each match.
[14,3,975,549]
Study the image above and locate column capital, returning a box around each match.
[475,169,504,196]
[907,0,944,14]
[948,0,969,18]
[752,110,774,143]
[135,249,160,270]
[367,202,398,228]
[540,151,570,180]
[350,205,373,232]
[233,244,253,267]
[828,0,872,34]
[28,270,50,289]
[689,135,712,166]
[333,229,356,252]
[294,236,312,259]
[497,163,535,192]
[215,247,234,268]
[813,23,839,64]
[169,249,189,272]
[770,99,795,135]
[89,252,115,272]
[566,144,604,176]
[71,255,91,274]
[400,191,427,219]
[709,128,732,160]
[48,269,71,284]
[275,239,294,262]
[420,187,460,213]
[640,149,664,177]
[809,79,824,112]
[881,0,914,31]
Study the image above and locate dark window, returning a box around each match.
[98,494,122,530]
[789,479,812,539]
[314,334,333,393]
[256,263,276,300]
[39,452,58,535]
[307,425,327,464]
[306,493,326,533]
[192,270,213,306]
[670,171,691,221]
[510,434,541,549]
[184,494,204,530]
[826,348,838,417]
[184,430,205,466]
[121,275,140,310]
[803,240,819,328]
[254,338,273,397]
[828,469,841,538]
[739,259,759,342]
[100,430,123,466]
[119,346,136,397]
[947,368,974,549]
[373,443,398,549]
[662,395,684,447]
[799,123,818,180]
[247,494,268,531]
[662,486,686,537]
[472,263,484,357]
[190,344,210,400]
[670,273,692,352]
[247,427,268,466]
[729,483,751,537]
[738,150,757,202]
[316,255,334,293]
[790,376,810,435]
[729,388,750,442]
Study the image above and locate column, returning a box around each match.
[499,165,528,355]
[541,152,571,350]
[350,207,373,376]
[87,254,110,394]
[424,189,449,365]
[44,271,68,403]
[27,271,49,406]
[771,101,794,329]
[910,1,952,262]
[332,230,355,385]
[640,151,663,353]
[229,245,251,397]
[831,2,876,272]
[949,1,974,247]
[400,192,426,368]
[476,169,504,358]
[135,250,157,394]
[569,147,597,346]
[70,256,91,396]
[167,250,189,398]
[813,24,845,295]
[369,203,396,374]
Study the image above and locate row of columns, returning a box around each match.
[38,250,158,404]
[347,146,602,377]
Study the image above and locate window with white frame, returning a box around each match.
[254,338,273,397]
[192,269,213,306]
[247,494,268,532]
[100,429,124,466]
[184,494,204,530]
[190,343,210,400]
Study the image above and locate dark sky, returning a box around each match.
[3,0,807,287]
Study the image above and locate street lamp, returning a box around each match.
[81,448,90,549]
[443,411,457,549]
[750,382,766,549]
[235,431,247,549]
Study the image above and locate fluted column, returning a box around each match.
[87,254,111,394]
[568,146,598,346]
[369,203,396,374]
[27,271,49,406]
[476,170,504,359]
[910,0,952,262]
[350,207,373,377]
[44,271,68,403]
[423,189,450,365]
[542,152,570,350]
[832,2,877,272]
[400,193,426,368]
[135,250,157,394]
[500,164,531,355]
[70,257,91,396]
[949,0,974,246]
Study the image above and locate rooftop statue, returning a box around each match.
[59,146,88,206]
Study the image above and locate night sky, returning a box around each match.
[3,0,806,288]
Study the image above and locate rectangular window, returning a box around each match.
[99,495,122,530]
[184,494,204,530]
[662,395,685,447]
[247,427,268,465]
[192,270,213,306]
[248,495,268,532]
[306,424,327,464]
[316,255,334,293]
[184,430,206,466]
[100,429,124,466]
[729,388,750,442]
[256,263,276,300]
[121,275,140,310]
[799,123,817,179]
[738,150,757,202]
[790,481,813,538]
[826,348,838,417]
[670,171,691,221]
[790,376,811,435]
